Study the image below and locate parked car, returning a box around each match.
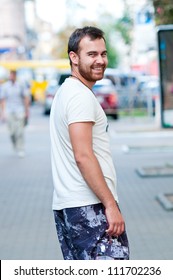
[92,78,119,119]
[43,70,71,115]
[143,79,160,116]
[43,80,58,115]
[44,74,119,118]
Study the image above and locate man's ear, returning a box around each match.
[69,51,78,65]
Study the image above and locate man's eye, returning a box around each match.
[102,53,107,57]
[88,53,95,57]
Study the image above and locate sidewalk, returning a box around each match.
[0,105,63,260]
[109,116,173,260]
[112,115,162,132]
[0,105,173,260]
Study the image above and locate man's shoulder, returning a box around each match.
[64,78,91,94]
[1,80,11,92]
[2,80,11,86]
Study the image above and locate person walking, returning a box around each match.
[0,70,30,157]
[50,26,129,260]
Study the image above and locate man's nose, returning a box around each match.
[96,55,105,64]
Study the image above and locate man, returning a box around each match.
[0,70,30,157]
[50,26,129,260]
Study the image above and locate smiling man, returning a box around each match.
[50,26,129,260]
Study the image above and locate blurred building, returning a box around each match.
[129,0,158,76]
[0,0,26,59]
[110,0,158,76]
[0,0,158,68]
[24,0,59,60]
[0,0,57,60]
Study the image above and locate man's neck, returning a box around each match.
[71,71,95,90]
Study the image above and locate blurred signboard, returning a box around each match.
[0,59,70,70]
[157,25,173,128]
[0,48,14,54]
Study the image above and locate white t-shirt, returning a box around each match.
[0,80,29,116]
[50,77,118,210]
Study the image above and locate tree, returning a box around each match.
[53,0,133,68]
[152,0,173,25]
[97,7,133,68]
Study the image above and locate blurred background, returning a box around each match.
[0,0,173,260]
[0,0,169,121]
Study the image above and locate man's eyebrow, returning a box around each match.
[87,50,107,54]
[87,51,97,54]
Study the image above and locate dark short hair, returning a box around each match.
[10,70,17,75]
[68,26,106,63]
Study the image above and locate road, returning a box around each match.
[0,103,173,260]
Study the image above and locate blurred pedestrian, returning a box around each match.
[50,26,129,260]
[0,70,30,157]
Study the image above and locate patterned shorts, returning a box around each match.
[54,203,130,260]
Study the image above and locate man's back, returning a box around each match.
[50,77,118,210]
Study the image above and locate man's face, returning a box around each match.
[76,36,108,82]
[10,71,17,82]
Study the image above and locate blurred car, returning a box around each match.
[43,80,58,115]
[43,70,71,115]
[143,79,160,116]
[92,78,119,119]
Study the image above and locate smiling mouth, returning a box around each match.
[93,67,104,73]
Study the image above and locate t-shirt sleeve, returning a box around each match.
[66,91,96,124]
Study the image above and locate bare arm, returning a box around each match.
[69,122,125,236]
[0,98,6,121]
[23,95,30,119]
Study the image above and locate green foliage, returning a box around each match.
[119,108,148,117]
[115,14,133,45]
[96,7,133,67]
[153,0,173,25]
[55,1,133,68]
[105,34,119,68]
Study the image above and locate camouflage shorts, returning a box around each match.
[54,203,129,260]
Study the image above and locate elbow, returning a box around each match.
[75,153,86,166]
[74,151,92,167]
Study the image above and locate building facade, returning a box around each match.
[0,0,26,59]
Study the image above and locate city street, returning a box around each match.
[0,103,173,260]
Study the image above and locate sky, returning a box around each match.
[35,0,124,31]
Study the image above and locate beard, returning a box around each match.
[78,60,106,82]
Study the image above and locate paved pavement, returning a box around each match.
[0,104,173,260]
[109,118,173,260]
